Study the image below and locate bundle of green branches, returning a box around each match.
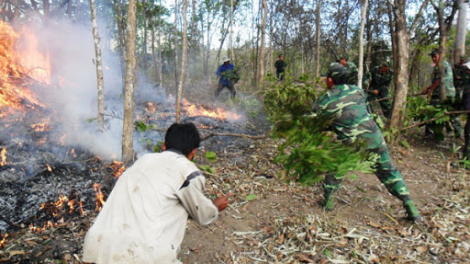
[263,77,374,186]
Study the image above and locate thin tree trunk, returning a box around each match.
[121,0,138,163]
[389,0,410,128]
[454,0,468,62]
[229,0,235,61]
[176,0,188,123]
[257,0,267,92]
[174,0,179,95]
[315,0,322,78]
[90,0,105,129]
[358,0,368,89]
[158,0,163,88]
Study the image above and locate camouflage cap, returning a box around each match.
[460,55,468,62]
[327,62,347,78]
[429,48,439,56]
[382,61,390,67]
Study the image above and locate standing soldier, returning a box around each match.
[313,62,421,221]
[215,57,237,99]
[420,49,463,141]
[338,56,359,86]
[366,62,393,119]
[454,56,469,108]
[274,54,287,80]
[457,58,470,161]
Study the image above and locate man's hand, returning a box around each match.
[213,193,234,212]
[371,89,379,95]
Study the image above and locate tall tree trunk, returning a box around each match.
[358,0,368,89]
[389,0,410,128]
[121,0,138,163]
[90,0,105,130]
[454,0,468,62]
[315,0,322,78]
[158,0,163,88]
[229,0,235,61]
[174,0,179,95]
[257,0,267,92]
[176,0,188,123]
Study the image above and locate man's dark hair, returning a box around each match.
[279,54,283,58]
[165,123,201,156]
[327,62,348,85]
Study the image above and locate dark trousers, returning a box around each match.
[276,71,285,81]
[215,81,236,99]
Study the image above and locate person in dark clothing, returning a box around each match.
[215,57,236,99]
[274,54,287,80]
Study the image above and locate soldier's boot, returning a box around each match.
[323,174,341,211]
[403,200,422,221]
[323,190,335,211]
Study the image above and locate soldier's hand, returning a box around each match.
[372,90,379,95]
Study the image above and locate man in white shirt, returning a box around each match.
[82,123,232,264]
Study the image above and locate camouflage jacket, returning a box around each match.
[453,64,470,91]
[313,84,383,149]
[431,61,455,98]
[345,62,358,86]
[369,66,393,95]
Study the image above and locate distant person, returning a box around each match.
[420,48,462,141]
[274,54,287,80]
[215,57,237,99]
[313,62,421,221]
[453,56,469,108]
[365,62,393,119]
[338,56,358,86]
[82,123,233,264]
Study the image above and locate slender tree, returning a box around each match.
[121,0,138,163]
[454,0,468,62]
[358,0,368,89]
[89,0,105,130]
[257,0,268,91]
[176,0,188,123]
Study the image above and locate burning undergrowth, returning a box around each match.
[0,21,267,255]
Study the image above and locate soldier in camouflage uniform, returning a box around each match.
[456,58,470,160]
[420,49,462,141]
[454,56,470,108]
[312,62,421,221]
[339,57,358,86]
[365,62,393,118]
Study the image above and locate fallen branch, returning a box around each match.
[400,110,470,131]
[201,132,267,141]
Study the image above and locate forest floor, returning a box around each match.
[1,83,469,264]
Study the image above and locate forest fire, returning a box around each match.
[182,98,241,121]
[0,21,49,116]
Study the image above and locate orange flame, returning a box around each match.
[182,99,241,121]
[94,183,106,211]
[46,164,52,172]
[146,102,156,114]
[32,120,51,132]
[0,233,8,249]
[0,147,6,166]
[112,161,125,178]
[0,21,49,115]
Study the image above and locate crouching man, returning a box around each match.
[82,123,232,263]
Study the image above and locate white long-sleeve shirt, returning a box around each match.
[82,150,218,264]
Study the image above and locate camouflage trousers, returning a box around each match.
[367,90,392,118]
[323,140,412,209]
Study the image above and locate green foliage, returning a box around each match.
[263,77,375,186]
[245,194,257,201]
[263,77,318,120]
[198,165,216,174]
[134,120,157,132]
[205,151,217,162]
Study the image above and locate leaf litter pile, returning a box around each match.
[1,107,469,263]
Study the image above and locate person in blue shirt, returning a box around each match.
[215,57,237,99]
